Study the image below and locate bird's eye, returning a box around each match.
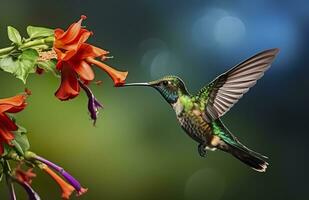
[163,81,168,86]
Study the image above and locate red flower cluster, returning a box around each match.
[14,165,36,184]
[54,15,128,101]
[0,94,27,154]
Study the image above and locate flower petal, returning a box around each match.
[0,113,18,132]
[62,49,78,61]
[35,155,87,197]
[79,81,103,125]
[55,15,87,44]
[58,29,92,51]
[14,166,36,185]
[0,95,27,113]
[54,48,67,62]
[0,142,4,155]
[55,64,80,101]
[54,28,64,38]
[0,114,16,150]
[54,48,77,63]
[76,43,109,60]
[54,30,92,63]
[16,181,41,200]
[77,187,88,196]
[0,128,15,142]
[86,57,128,86]
[74,61,94,81]
[42,166,74,200]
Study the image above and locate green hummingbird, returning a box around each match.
[122,48,279,172]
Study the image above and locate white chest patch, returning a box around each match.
[172,99,183,116]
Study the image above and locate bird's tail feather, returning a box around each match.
[225,142,269,172]
[211,119,269,172]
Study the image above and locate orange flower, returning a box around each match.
[42,166,75,199]
[34,154,88,197]
[53,15,128,101]
[14,165,36,184]
[0,94,27,154]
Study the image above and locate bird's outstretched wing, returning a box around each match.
[195,48,279,122]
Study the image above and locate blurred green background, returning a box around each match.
[0,0,308,199]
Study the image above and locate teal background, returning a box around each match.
[0,0,308,199]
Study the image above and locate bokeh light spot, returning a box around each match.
[192,8,229,48]
[214,16,246,47]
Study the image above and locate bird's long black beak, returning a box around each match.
[121,83,151,87]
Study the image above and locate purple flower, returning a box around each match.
[7,163,41,200]
[79,81,103,125]
[14,180,41,200]
[34,155,87,196]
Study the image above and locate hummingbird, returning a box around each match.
[122,48,279,172]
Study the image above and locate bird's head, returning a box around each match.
[122,76,189,104]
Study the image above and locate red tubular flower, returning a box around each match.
[12,165,41,200]
[54,15,128,101]
[14,165,36,184]
[0,94,27,154]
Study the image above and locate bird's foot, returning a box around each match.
[198,144,207,157]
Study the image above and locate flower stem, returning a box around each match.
[0,36,54,58]
[3,161,17,200]
[19,36,54,50]
[19,39,45,49]
[6,176,16,200]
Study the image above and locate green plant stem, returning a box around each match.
[3,160,17,200]
[0,36,54,59]
[19,36,54,49]
[0,160,3,182]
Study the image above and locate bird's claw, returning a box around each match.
[198,144,207,157]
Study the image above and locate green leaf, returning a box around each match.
[37,59,60,77]
[12,123,30,154]
[11,125,30,156]
[0,56,17,73]
[1,143,12,157]
[16,124,27,135]
[20,48,39,62]
[0,49,39,83]
[27,26,54,39]
[13,133,30,154]
[7,26,22,45]
[0,123,30,157]
[11,140,24,155]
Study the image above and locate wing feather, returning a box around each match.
[195,48,279,122]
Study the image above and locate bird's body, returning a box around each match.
[172,90,241,156]
[173,96,212,145]
[123,48,279,172]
